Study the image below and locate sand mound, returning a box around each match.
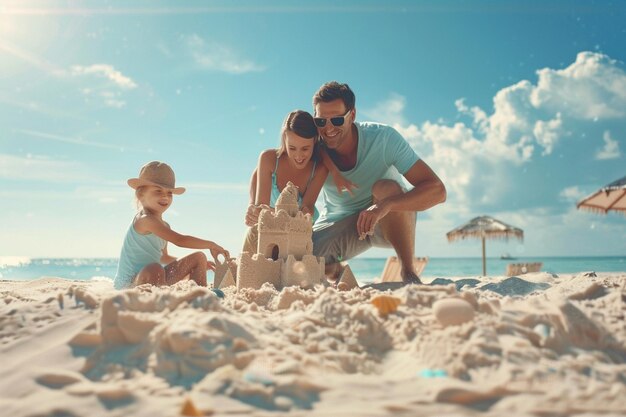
[1,273,625,416]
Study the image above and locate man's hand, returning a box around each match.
[356,201,391,240]
[245,204,271,226]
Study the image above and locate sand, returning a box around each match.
[0,272,625,416]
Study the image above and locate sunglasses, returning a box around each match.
[313,109,352,128]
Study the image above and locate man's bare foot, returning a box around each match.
[401,270,422,285]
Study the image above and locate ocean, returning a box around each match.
[1,256,624,285]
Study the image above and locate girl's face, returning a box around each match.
[139,186,173,214]
[285,131,314,170]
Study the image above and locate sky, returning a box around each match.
[1,0,625,260]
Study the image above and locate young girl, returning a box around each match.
[242,110,351,252]
[114,161,230,289]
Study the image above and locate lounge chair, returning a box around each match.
[380,256,429,282]
[505,262,543,277]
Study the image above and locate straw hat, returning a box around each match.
[127,161,186,194]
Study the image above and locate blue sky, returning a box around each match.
[1,0,625,259]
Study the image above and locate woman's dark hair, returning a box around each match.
[276,110,319,160]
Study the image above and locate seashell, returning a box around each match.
[432,298,474,327]
[180,397,203,416]
[371,295,401,317]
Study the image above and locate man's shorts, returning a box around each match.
[312,212,416,264]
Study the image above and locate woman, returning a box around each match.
[242,110,328,253]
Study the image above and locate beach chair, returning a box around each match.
[380,256,429,282]
[505,262,543,277]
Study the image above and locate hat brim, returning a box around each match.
[127,178,185,194]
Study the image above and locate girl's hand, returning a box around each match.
[209,244,230,264]
[207,260,216,271]
[333,173,358,197]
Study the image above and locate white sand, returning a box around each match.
[1,272,625,416]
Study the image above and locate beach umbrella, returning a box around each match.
[576,175,626,215]
[447,215,524,276]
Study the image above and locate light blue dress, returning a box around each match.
[114,217,166,289]
[270,156,320,223]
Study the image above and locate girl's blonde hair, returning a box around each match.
[276,110,319,161]
[134,186,147,212]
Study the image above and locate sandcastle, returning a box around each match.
[214,182,326,291]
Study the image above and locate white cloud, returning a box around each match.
[70,64,136,108]
[533,113,564,156]
[362,51,626,211]
[559,186,586,201]
[71,64,137,89]
[530,51,626,120]
[362,93,408,126]
[595,130,621,160]
[185,34,264,74]
[99,91,126,108]
[15,129,135,151]
[184,182,248,192]
[0,153,92,182]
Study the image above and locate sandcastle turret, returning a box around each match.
[275,182,300,217]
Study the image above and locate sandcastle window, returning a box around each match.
[265,244,280,260]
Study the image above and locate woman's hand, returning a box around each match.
[245,204,271,226]
[332,172,358,196]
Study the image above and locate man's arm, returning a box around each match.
[382,160,446,212]
[356,159,446,237]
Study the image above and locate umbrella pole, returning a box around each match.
[481,236,486,276]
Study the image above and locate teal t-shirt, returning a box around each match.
[314,122,419,228]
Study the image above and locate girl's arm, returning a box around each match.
[300,163,329,217]
[319,146,358,196]
[136,216,230,260]
[160,243,177,264]
[245,150,275,226]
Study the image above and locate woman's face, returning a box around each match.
[285,131,314,169]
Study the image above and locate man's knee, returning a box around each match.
[372,179,403,201]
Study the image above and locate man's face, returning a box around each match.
[314,99,354,151]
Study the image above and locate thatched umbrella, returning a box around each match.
[576,175,626,215]
[447,216,524,276]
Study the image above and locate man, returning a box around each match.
[312,81,446,284]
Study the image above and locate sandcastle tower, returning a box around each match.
[216,182,325,291]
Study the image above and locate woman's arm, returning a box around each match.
[245,150,276,226]
[248,168,257,205]
[255,150,275,206]
[319,146,358,196]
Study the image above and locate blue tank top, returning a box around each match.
[114,216,166,289]
[270,156,320,222]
